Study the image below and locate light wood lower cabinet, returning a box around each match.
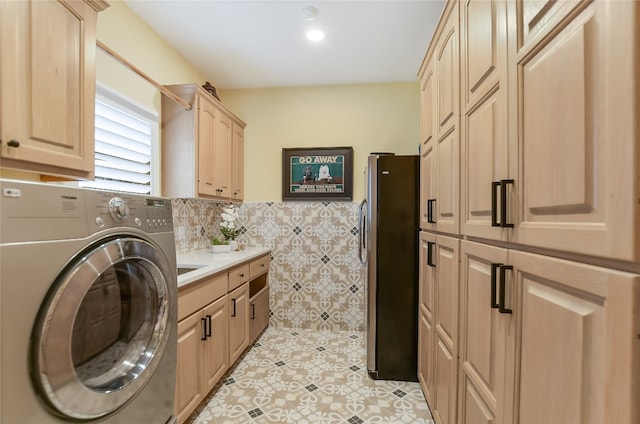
[454,241,640,424]
[249,275,270,343]
[508,251,640,424]
[175,254,270,423]
[228,283,249,364]
[458,241,511,424]
[175,294,229,424]
[418,232,459,424]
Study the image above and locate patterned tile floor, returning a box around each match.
[187,328,434,424]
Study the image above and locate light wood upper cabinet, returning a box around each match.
[510,0,640,262]
[231,122,245,201]
[436,13,458,139]
[418,0,460,235]
[420,137,436,230]
[461,0,513,241]
[196,94,218,197]
[212,111,232,198]
[162,84,246,201]
[420,67,435,147]
[0,0,108,179]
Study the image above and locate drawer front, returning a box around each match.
[249,255,270,279]
[249,285,270,342]
[178,272,227,321]
[228,264,250,292]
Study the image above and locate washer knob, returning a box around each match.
[108,197,129,222]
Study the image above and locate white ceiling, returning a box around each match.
[124,0,446,90]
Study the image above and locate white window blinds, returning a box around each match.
[80,88,156,195]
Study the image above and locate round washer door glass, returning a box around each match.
[32,237,174,420]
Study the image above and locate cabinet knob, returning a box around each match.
[6,139,20,148]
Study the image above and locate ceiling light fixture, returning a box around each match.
[301,6,324,42]
[301,5,317,21]
[306,29,325,42]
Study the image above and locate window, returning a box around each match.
[80,85,158,195]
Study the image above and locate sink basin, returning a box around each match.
[176,266,204,276]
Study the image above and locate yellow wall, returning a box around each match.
[96,1,420,203]
[96,0,207,112]
[220,83,420,202]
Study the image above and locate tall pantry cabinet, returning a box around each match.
[418,1,640,424]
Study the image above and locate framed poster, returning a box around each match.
[282,147,353,201]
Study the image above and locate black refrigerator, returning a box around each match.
[359,153,419,381]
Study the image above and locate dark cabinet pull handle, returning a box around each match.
[492,180,515,228]
[206,314,212,337]
[491,181,501,227]
[201,317,208,340]
[427,198,437,223]
[231,299,237,317]
[427,241,436,267]
[499,265,513,314]
[6,139,20,148]
[239,273,244,277]
[490,263,501,308]
[500,179,514,228]
[251,304,255,320]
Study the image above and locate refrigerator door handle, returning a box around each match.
[358,199,368,266]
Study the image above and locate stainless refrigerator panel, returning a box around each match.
[366,155,378,373]
[365,154,419,381]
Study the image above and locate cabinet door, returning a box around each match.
[508,250,640,424]
[231,122,244,200]
[432,234,459,424]
[175,311,204,423]
[458,240,511,424]
[434,2,460,236]
[511,1,640,261]
[213,112,232,198]
[420,140,436,230]
[228,283,249,363]
[434,130,459,234]
[461,0,512,241]
[201,295,229,394]
[196,95,218,197]
[420,66,435,147]
[0,0,102,178]
[418,232,436,404]
[249,285,269,343]
[436,6,459,139]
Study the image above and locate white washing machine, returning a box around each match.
[0,179,178,424]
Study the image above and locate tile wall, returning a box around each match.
[172,199,366,332]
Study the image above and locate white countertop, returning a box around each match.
[176,246,271,288]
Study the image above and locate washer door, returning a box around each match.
[32,236,174,420]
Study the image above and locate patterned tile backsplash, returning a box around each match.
[171,199,366,332]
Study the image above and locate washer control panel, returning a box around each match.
[87,191,173,233]
[108,197,130,222]
[0,180,175,243]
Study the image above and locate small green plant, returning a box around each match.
[210,237,229,246]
